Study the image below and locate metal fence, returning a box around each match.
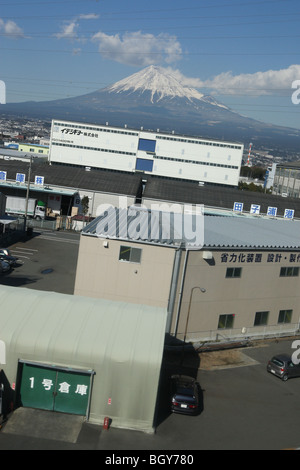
[0,216,80,246]
[180,322,300,346]
[26,216,73,231]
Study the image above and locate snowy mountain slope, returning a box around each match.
[107,65,229,109]
[108,65,205,102]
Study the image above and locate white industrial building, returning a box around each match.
[49,119,244,187]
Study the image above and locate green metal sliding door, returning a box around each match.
[20,362,92,416]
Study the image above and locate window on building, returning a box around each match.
[226,267,242,278]
[119,246,142,263]
[218,314,235,329]
[278,309,293,324]
[254,311,269,326]
[280,267,299,277]
[138,138,156,153]
[135,158,154,172]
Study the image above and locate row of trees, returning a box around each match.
[239,166,272,193]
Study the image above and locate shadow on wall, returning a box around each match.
[154,334,204,428]
[0,369,15,421]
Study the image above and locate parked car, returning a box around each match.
[0,248,11,256]
[0,259,11,274]
[267,354,300,381]
[0,254,17,266]
[0,248,18,267]
[171,375,200,415]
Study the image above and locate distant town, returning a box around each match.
[1,115,300,170]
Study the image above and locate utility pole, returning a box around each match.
[24,155,32,232]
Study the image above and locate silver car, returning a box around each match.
[267,354,300,382]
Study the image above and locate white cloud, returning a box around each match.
[167,65,300,96]
[91,31,182,66]
[0,18,24,38]
[55,13,99,41]
[55,21,78,40]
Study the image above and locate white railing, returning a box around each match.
[178,322,300,346]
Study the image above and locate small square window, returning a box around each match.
[280,266,299,277]
[218,314,235,329]
[254,311,269,326]
[119,245,142,263]
[278,309,292,324]
[226,267,242,278]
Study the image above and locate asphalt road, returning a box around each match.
[0,228,80,294]
[0,230,300,451]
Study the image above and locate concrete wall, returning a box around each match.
[172,249,300,341]
[77,190,137,218]
[74,231,300,342]
[74,235,176,307]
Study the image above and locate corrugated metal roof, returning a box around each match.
[83,206,204,247]
[0,160,142,195]
[142,176,300,219]
[83,208,300,250]
[203,215,300,249]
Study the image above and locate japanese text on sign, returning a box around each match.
[221,252,300,263]
[233,202,294,219]
[31,376,88,396]
[61,128,98,138]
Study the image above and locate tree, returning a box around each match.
[81,196,89,216]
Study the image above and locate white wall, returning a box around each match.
[49,119,243,187]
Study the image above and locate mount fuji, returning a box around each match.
[2,65,300,151]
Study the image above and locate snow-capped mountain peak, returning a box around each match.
[107,65,207,103]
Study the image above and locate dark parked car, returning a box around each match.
[0,248,18,266]
[0,259,11,274]
[267,354,300,382]
[171,375,199,415]
[0,248,11,256]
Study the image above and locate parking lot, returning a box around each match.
[0,229,300,450]
[0,228,80,294]
[105,338,300,451]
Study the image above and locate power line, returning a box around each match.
[2,11,300,20]
[1,75,298,95]
[1,46,300,57]
[0,0,98,5]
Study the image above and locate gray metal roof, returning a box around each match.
[203,215,300,249]
[275,161,300,169]
[0,160,142,195]
[83,206,203,247]
[142,176,300,219]
[83,207,300,250]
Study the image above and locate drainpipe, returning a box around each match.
[166,244,183,333]
[173,247,190,337]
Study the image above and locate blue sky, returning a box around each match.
[0,0,300,129]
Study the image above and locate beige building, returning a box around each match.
[74,207,300,343]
